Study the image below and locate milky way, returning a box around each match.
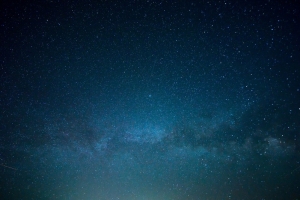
[1,0,300,199]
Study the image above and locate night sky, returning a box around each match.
[1,0,300,199]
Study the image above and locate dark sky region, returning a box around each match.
[1,0,300,199]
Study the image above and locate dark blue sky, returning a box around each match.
[1,0,300,199]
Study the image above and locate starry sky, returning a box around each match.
[1,0,300,199]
